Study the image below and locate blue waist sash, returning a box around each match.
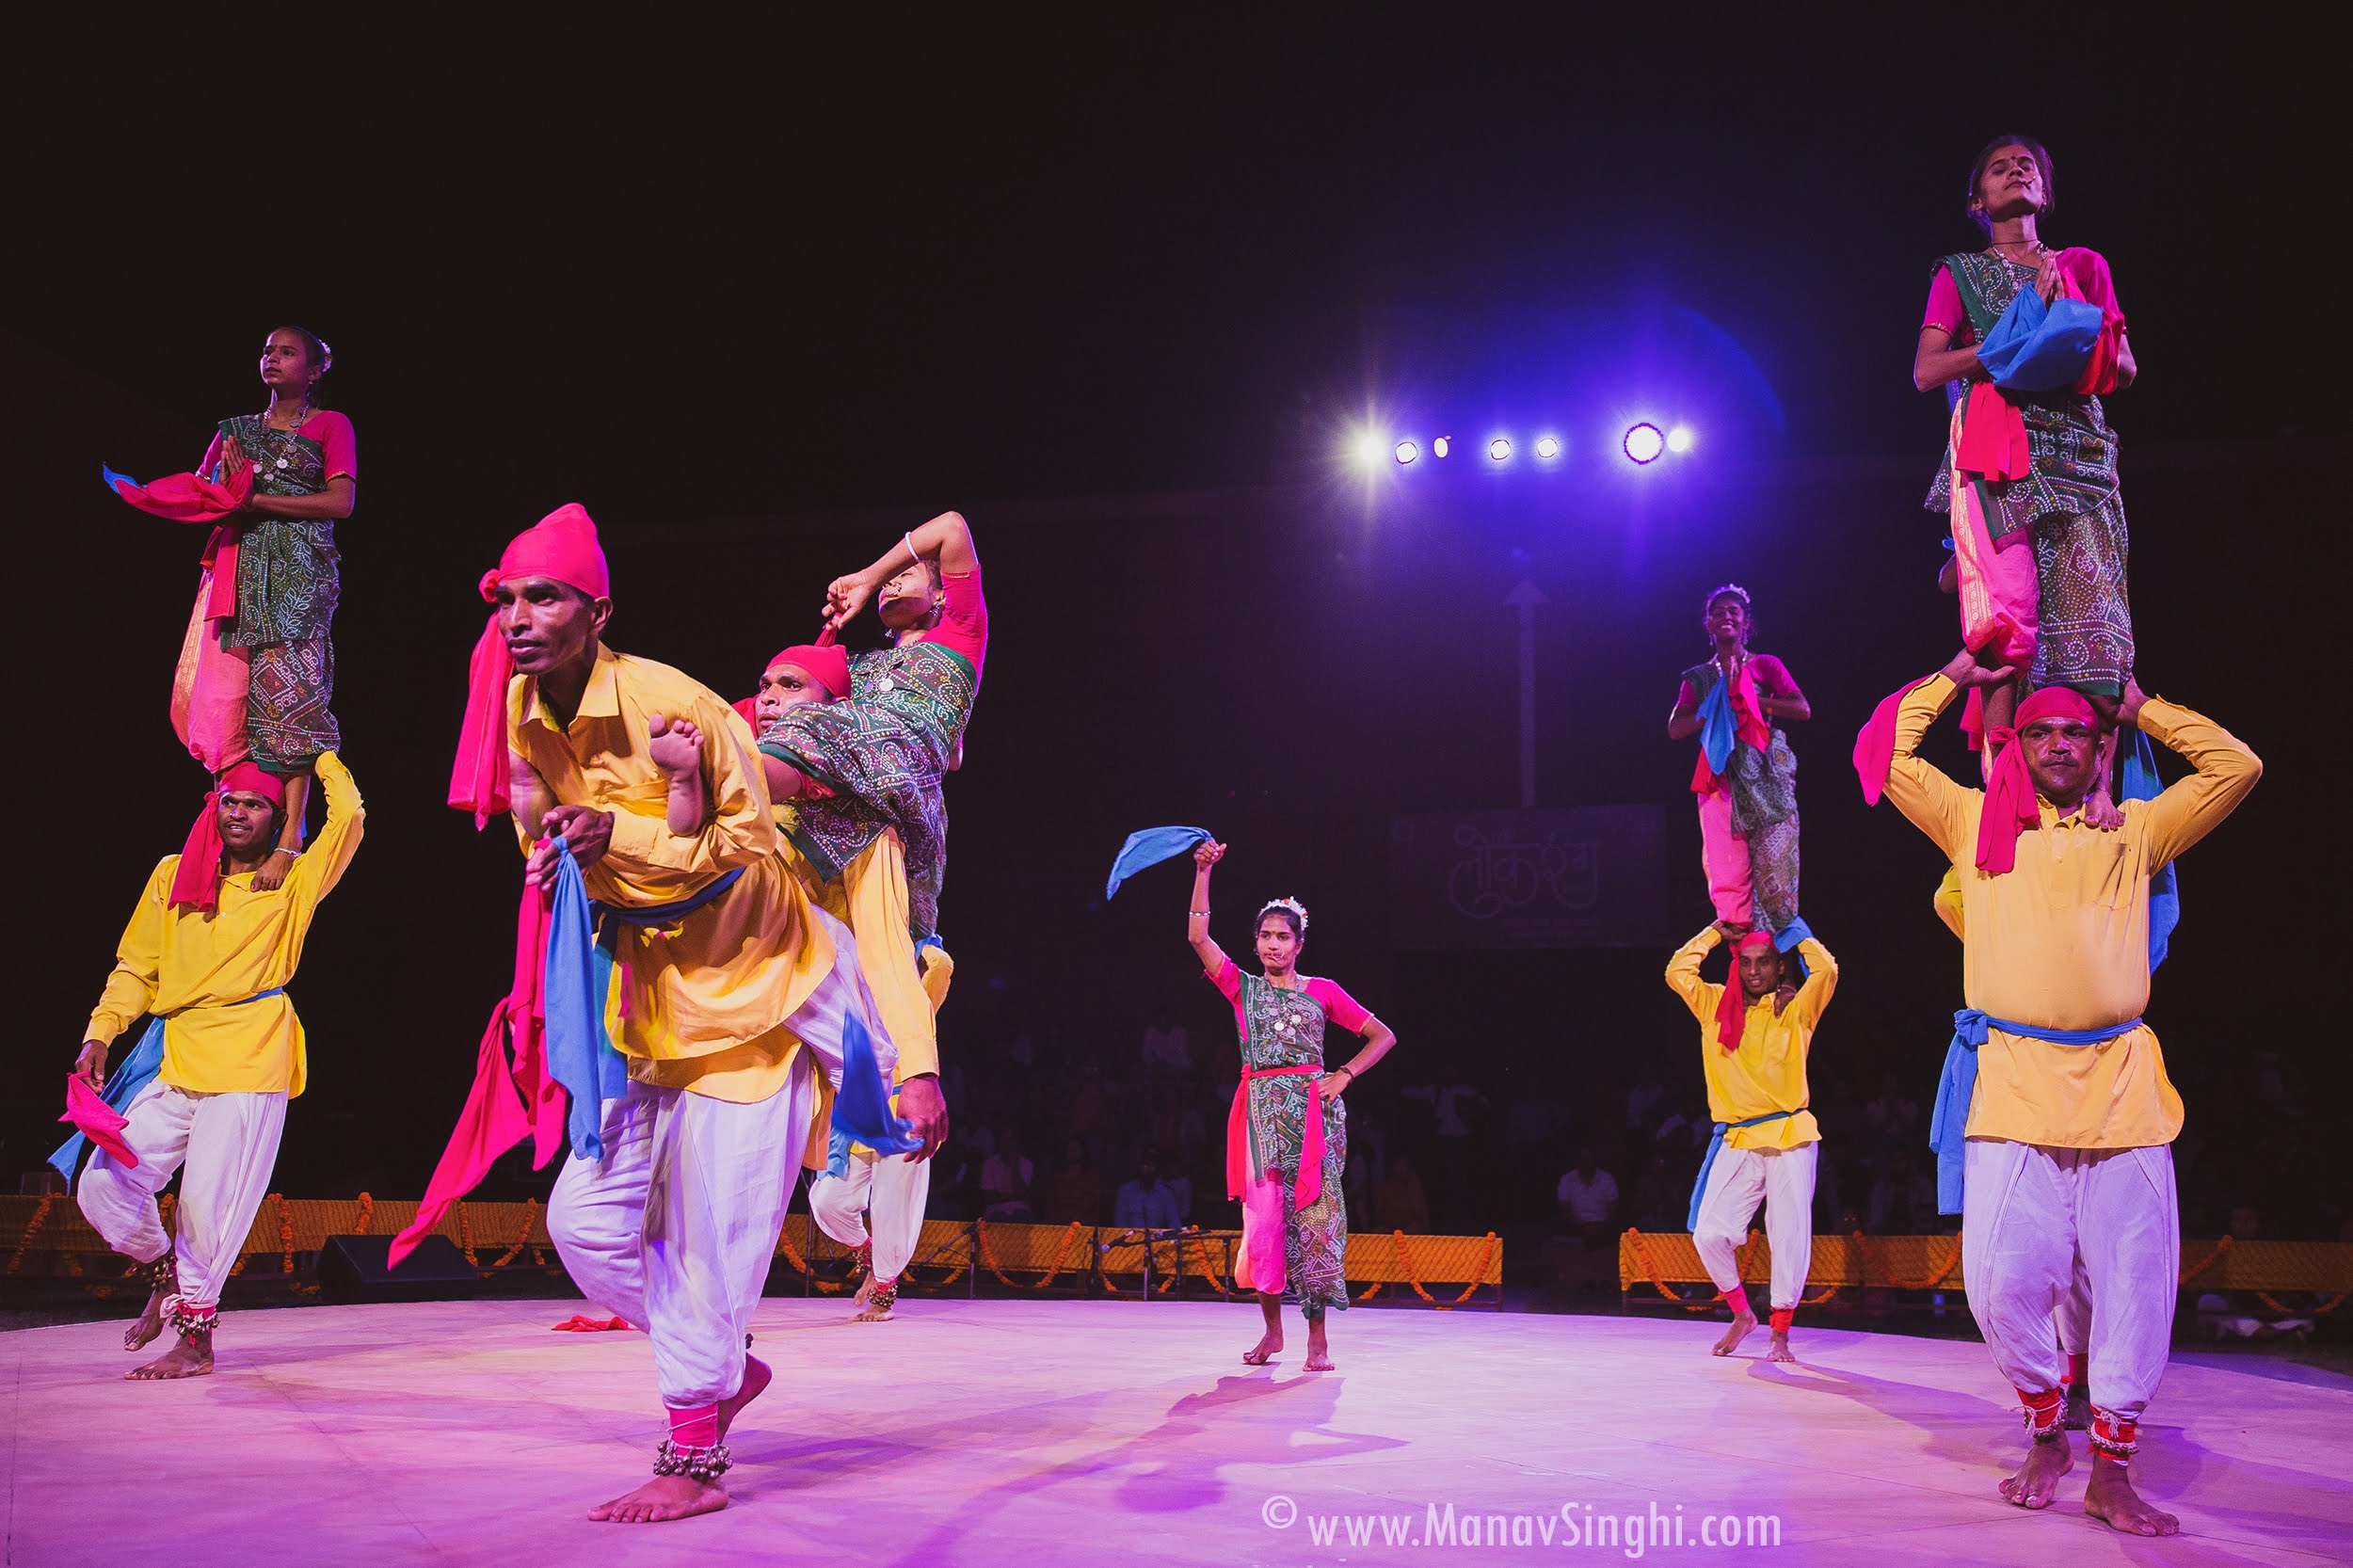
[1929,1008,2144,1215]
[1688,1108,1804,1232]
[545,853,744,1162]
[48,987,287,1186]
[1694,677,1737,778]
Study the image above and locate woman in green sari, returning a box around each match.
[193,327,357,888]
[1189,840,1396,1372]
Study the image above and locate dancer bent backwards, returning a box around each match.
[1666,584,1809,934]
[759,509,988,949]
[1933,869,2094,1431]
[1663,919,1836,1361]
[1873,653,2257,1535]
[731,645,951,1321]
[1915,136,2136,813]
[1188,841,1396,1372]
[470,505,938,1524]
[70,752,363,1378]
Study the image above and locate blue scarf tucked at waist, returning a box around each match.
[1929,1009,2144,1216]
[544,850,744,1162]
[48,987,287,1186]
[1688,1108,1803,1232]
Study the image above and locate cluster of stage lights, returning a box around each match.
[1379,423,1695,468]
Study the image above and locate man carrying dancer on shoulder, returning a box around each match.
[1865,650,2258,1537]
[748,511,985,1316]
[1663,917,1836,1363]
[69,751,363,1379]
[456,504,938,1525]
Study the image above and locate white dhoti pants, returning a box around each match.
[1961,1139,2177,1422]
[547,905,888,1411]
[77,1080,288,1313]
[809,1148,932,1279]
[1692,1140,1817,1311]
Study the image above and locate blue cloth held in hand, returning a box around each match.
[1694,679,1737,779]
[1104,826,1216,900]
[832,1012,921,1156]
[1977,286,2104,392]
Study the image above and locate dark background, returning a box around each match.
[6,14,2341,1236]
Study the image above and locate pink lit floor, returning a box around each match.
[7,1298,2349,1566]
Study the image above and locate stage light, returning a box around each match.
[1352,429,1385,468]
[1488,437,1513,462]
[1535,435,1562,459]
[1623,423,1665,464]
[1394,440,1419,465]
[1433,436,1450,458]
[1667,425,1694,453]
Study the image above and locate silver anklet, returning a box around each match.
[653,1439,732,1483]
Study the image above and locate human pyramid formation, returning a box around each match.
[1647,136,2260,1540]
[56,135,2259,1538]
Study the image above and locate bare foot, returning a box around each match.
[717,1355,771,1441]
[2084,1454,2178,1536]
[1711,1307,1758,1357]
[127,1334,214,1380]
[1996,1434,2072,1510]
[854,1300,893,1322]
[588,1475,727,1524]
[1304,1320,1335,1371]
[123,1281,171,1352]
[1765,1329,1795,1364]
[1242,1328,1283,1366]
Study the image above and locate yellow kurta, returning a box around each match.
[1883,675,2261,1147]
[507,646,835,1104]
[1664,928,1834,1149]
[85,751,365,1097]
[774,819,942,1082]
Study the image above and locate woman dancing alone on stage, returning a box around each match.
[1188,841,1395,1371]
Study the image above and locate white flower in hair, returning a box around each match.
[1257,897,1309,930]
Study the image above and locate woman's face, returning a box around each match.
[1705,596,1752,649]
[1256,916,1301,971]
[1974,144,2048,224]
[259,329,317,395]
[878,562,939,631]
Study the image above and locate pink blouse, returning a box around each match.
[1922,248,2126,347]
[200,409,359,483]
[1207,956,1373,1041]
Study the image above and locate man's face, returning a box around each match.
[756,662,836,725]
[2021,715,2099,806]
[1737,942,1785,1000]
[495,577,610,677]
[1138,1160,1159,1189]
[218,790,278,856]
[878,561,937,632]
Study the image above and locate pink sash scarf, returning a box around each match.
[1225,1064,1327,1212]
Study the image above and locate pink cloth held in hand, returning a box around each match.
[106,463,252,524]
[61,1078,136,1168]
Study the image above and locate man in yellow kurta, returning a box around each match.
[746,644,951,1323]
[1665,920,1836,1361]
[1874,652,2258,1535]
[465,504,938,1527]
[74,751,363,1380]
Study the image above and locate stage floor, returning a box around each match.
[7,1299,2349,1567]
